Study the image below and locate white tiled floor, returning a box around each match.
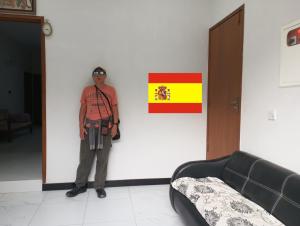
[0,185,186,226]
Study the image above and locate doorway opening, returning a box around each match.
[0,14,46,190]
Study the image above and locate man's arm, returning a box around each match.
[112,105,119,124]
[79,104,87,139]
[111,104,119,137]
[110,86,119,137]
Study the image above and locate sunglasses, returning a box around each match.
[93,71,106,76]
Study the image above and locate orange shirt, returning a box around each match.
[80,85,118,121]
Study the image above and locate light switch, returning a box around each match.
[268,110,277,121]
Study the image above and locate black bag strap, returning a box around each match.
[95,86,110,121]
[94,85,117,124]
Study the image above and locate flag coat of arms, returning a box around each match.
[148,73,202,113]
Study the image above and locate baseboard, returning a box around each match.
[42,178,171,191]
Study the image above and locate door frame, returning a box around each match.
[0,13,47,183]
[206,5,245,159]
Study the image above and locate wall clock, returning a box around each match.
[42,20,53,36]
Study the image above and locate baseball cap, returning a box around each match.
[92,67,106,76]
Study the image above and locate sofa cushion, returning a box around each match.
[172,177,284,226]
[271,174,300,226]
[222,151,300,225]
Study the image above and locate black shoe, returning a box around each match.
[66,186,87,197]
[96,188,106,198]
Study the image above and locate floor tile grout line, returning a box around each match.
[27,190,47,226]
[128,186,138,226]
[81,189,90,226]
[2,185,176,226]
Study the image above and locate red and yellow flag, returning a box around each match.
[148,73,202,113]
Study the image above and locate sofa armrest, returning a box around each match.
[171,155,231,183]
[169,155,231,212]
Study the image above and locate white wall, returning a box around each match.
[211,0,300,173]
[38,0,211,183]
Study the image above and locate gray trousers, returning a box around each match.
[75,129,112,189]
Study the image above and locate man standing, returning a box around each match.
[66,67,119,198]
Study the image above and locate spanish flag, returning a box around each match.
[148,73,202,113]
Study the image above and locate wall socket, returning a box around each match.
[268,110,277,121]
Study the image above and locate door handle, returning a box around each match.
[230,98,240,111]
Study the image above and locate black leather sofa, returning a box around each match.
[169,151,300,226]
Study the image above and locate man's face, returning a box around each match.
[93,75,106,85]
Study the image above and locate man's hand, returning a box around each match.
[80,127,87,140]
[111,124,118,138]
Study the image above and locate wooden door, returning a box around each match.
[207,6,244,160]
